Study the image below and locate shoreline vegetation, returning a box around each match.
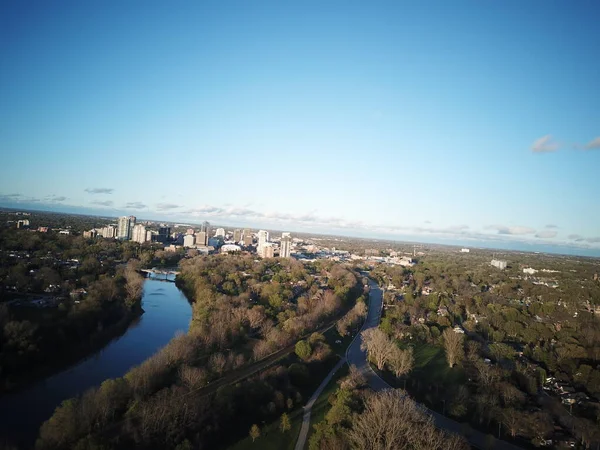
[35,255,364,450]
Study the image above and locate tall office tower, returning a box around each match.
[186,228,195,235]
[280,233,292,258]
[117,216,131,240]
[257,230,269,249]
[195,231,207,246]
[233,229,242,242]
[200,221,211,236]
[132,224,147,243]
[243,233,253,246]
[215,227,225,238]
[158,227,171,243]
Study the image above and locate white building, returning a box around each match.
[257,242,275,258]
[491,259,507,270]
[280,233,292,258]
[215,227,225,238]
[101,225,116,238]
[523,267,538,275]
[461,248,470,253]
[131,224,147,243]
[183,234,196,248]
[257,229,269,249]
[221,244,241,254]
[117,216,131,240]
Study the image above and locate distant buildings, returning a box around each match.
[491,259,507,270]
[83,229,98,238]
[117,216,132,240]
[195,231,207,246]
[233,229,242,243]
[280,233,292,258]
[221,244,241,254]
[131,224,147,243]
[215,227,225,238]
[461,248,470,253]
[16,219,30,229]
[183,234,196,248]
[523,267,538,275]
[200,221,211,237]
[258,230,269,248]
[101,225,116,238]
[243,229,253,246]
[258,242,275,258]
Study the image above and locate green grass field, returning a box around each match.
[409,342,464,386]
[227,407,303,450]
[305,364,349,446]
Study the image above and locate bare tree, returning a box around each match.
[361,328,395,370]
[346,390,468,450]
[389,346,414,378]
[442,328,464,368]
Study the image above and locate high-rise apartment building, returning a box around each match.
[280,233,292,258]
[183,234,196,248]
[132,224,147,243]
[233,229,242,243]
[117,216,131,240]
[257,230,269,249]
[215,227,225,238]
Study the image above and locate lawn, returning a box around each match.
[305,364,349,446]
[400,341,465,388]
[227,407,303,450]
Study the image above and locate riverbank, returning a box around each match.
[0,279,192,449]
[0,305,143,395]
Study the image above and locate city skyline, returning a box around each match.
[1,1,599,256]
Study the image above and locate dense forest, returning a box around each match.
[368,252,600,448]
[0,223,147,392]
[35,255,362,449]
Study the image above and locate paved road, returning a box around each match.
[346,280,524,450]
[294,358,346,450]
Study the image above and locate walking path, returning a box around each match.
[293,357,346,450]
[296,278,524,450]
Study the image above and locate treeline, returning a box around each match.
[371,255,600,447]
[309,367,468,450]
[36,255,362,449]
[0,261,144,392]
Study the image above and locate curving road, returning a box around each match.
[346,279,524,450]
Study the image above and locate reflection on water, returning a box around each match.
[0,279,192,448]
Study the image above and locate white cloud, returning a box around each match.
[91,200,114,207]
[124,202,147,209]
[486,225,536,235]
[85,188,114,194]
[156,203,181,211]
[531,135,559,153]
[584,137,600,150]
[535,230,557,239]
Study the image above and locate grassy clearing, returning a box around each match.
[305,364,349,447]
[227,407,303,450]
[397,341,465,387]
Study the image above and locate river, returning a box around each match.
[0,276,192,448]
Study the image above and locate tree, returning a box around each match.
[295,340,312,360]
[249,424,260,442]
[280,413,291,433]
[347,390,468,450]
[389,345,414,378]
[442,328,464,368]
[361,328,395,370]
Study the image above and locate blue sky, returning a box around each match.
[1,1,599,255]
